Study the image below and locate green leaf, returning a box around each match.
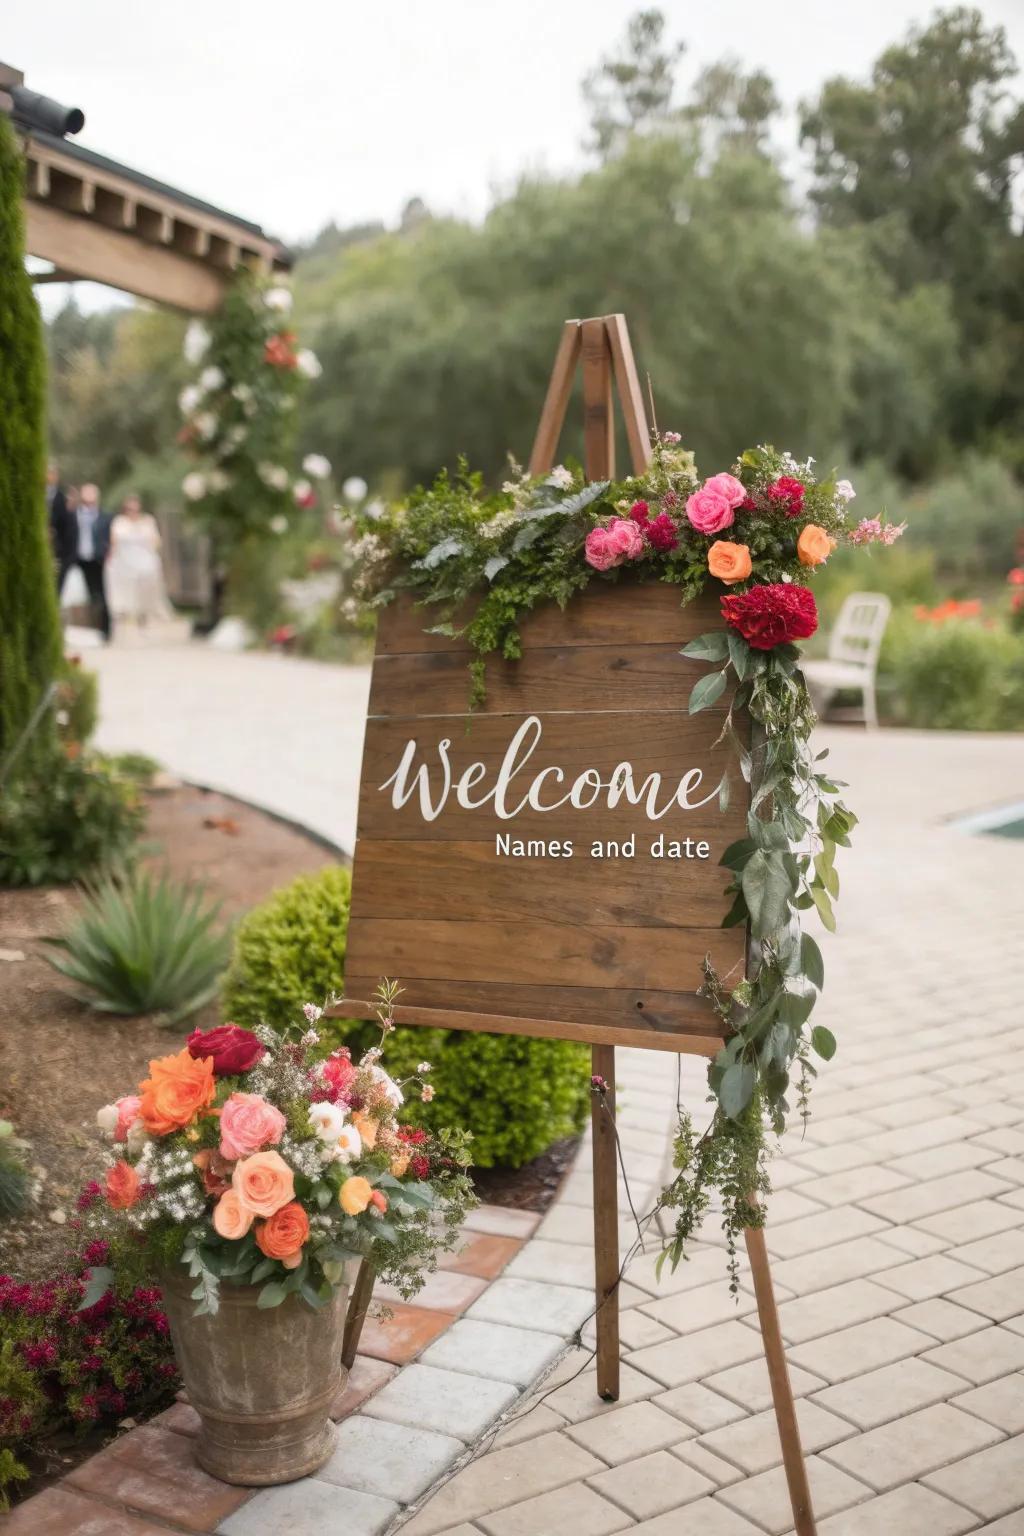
[720,837,757,872]
[747,813,789,851]
[720,1061,756,1120]
[257,1281,290,1309]
[726,631,753,680]
[815,853,840,899]
[721,888,749,928]
[688,670,727,714]
[811,1025,837,1061]
[718,773,730,813]
[77,1265,114,1312]
[809,884,837,933]
[742,850,794,938]
[800,933,825,990]
[681,631,729,662]
[778,981,817,1028]
[484,554,509,582]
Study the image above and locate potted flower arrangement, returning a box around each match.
[80,982,474,1485]
[347,439,903,1286]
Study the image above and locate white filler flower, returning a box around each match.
[183,320,210,363]
[296,348,322,379]
[182,472,207,501]
[264,286,293,312]
[342,476,368,503]
[303,453,331,479]
[199,365,224,391]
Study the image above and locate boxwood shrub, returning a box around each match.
[221,864,590,1167]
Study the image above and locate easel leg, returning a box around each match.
[591,1043,620,1401]
[744,1222,816,1535]
[341,1258,375,1370]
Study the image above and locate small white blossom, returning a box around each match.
[182,472,207,501]
[835,479,856,502]
[207,468,230,492]
[293,477,314,504]
[258,462,290,491]
[296,348,322,379]
[334,1123,362,1164]
[178,384,202,416]
[270,514,289,534]
[264,285,293,312]
[371,1064,403,1108]
[480,508,516,540]
[96,1104,118,1136]
[232,383,254,403]
[309,1102,348,1144]
[340,596,361,623]
[200,365,224,391]
[364,498,385,521]
[546,465,573,490]
[342,476,368,503]
[183,321,210,364]
[303,453,331,480]
[303,1003,323,1022]
[417,1061,432,1074]
[195,411,218,441]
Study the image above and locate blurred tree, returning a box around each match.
[0,116,62,755]
[801,6,1024,457]
[582,8,685,157]
[686,59,781,158]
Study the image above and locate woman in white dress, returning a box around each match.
[106,494,170,628]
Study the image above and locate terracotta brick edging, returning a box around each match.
[4,1051,678,1536]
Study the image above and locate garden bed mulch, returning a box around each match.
[0,783,334,1283]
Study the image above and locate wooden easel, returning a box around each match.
[527,314,816,1536]
[341,313,815,1535]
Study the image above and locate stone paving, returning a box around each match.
[54,644,1024,1532]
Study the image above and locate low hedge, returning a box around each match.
[221,865,590,1167]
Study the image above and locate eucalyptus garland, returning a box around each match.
[350,438,902,1277]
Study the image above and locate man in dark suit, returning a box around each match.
[74,482,113,641]
[46,462,77,592]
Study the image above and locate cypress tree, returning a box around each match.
[0,113,62,758]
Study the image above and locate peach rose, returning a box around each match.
[797,524,835,567]
[339,1176,373,1215]
[106,1159,141,1210]
[212,1188,254,1239]
[707,541,752,585]
[139,1049,216,1136]
[352,1113,378,1150]
[389,1150,411,1178]
[219,1092,286,1161]
[255,1201,309,1268]
[369,1190,388,1214]
[232,1150,295,1217]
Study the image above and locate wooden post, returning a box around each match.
[591,1043,620,1400]
[744,1221,817,1534]
[341,1258,375,1370]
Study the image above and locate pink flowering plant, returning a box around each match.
[78,982,474,1319]
[348,434,901,1288]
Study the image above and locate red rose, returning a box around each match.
[186,1024,265,1077]
[720,584,818,650]
[765,476,805,516]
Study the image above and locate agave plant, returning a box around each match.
[44,870,231,1022]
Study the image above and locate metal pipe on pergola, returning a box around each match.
[1,62,291,312]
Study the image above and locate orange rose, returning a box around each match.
[797,524,835,567]
[255,1201,309,1268]
[212,1188,254,1240]
[106,1159,141,1210]
[707,541,752,585]
[232,1150,295,1217]
[339,1176,373,1215]
[352,1113,378,1150]
[369,1190,388,1214]
[139,1049,216,1136]
[389,1151,411,1179]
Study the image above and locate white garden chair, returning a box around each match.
[802,592,891,729]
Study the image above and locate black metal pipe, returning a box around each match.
[10,85,84,138]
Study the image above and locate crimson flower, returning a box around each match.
[644,513,679,553]
[765,476,805,516]
[721,583,818,650]
[186,1024,265,1076]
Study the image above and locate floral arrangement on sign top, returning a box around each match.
[79,983,474,1315]
[177,274,331,542]
[348,439,904,1286]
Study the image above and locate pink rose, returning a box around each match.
[584,528,618,572]
[606,518,645,560]
[703,473,746,509]
[113,1095,142,1143]
[219,1092,286,1162]
[686,486,735,535]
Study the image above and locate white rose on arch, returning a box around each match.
[264,286,293,312]
[199,365,224,392]
[258,463,290,491]
[183,320,210,364]
[302,453,331,480]
[182,472,207,501]
[342,476,368,504]
[178,384,202,416]
[195,412,218,441]
[296,349,322,379]
[269,514,289,534]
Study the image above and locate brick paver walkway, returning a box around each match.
[65,644,1024,1532]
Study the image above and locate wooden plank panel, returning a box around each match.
[357,710,744,843]
[350,839,736,927]
[528,319,582,475]
[369,642,726,718]
[375,584,723,655]
[340,980,732,1042]
[333,995,724,1056]
[346,917,735,993]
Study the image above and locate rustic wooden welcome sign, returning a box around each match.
[343,582,746,1052]
[335,316,817,1535]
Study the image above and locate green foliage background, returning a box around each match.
[0,116,63,757]
[222,866,590,1167]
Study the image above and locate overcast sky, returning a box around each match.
[7,0,1023,310]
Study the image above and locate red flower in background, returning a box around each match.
[628,500,650,524]
[765,476,805,516]
[264,331,298,369]
[186,1024,265,1076]
[1007,568,1024,587]
[721,584,818,649]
